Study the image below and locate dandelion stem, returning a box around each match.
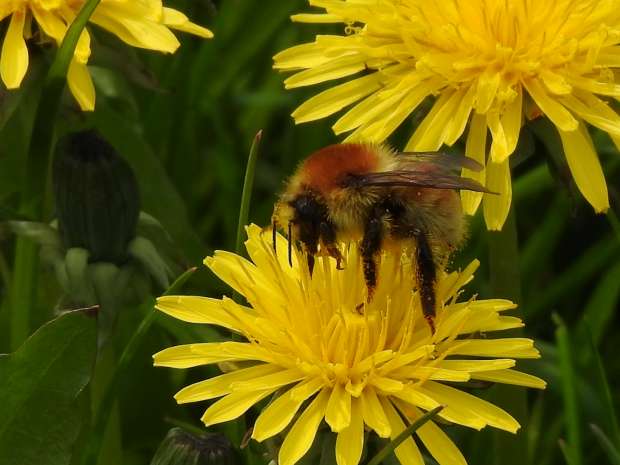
[8,0,102,350]
[488,207,528,465]
[81,267,197,465]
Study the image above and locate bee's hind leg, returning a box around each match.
[320,221,344,269]
[360,207,384,301]
[412,229,437,333]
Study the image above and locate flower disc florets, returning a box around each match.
[275,0,620,229]
[154,225,545,465]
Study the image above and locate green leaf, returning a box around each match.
[0,308,98,465]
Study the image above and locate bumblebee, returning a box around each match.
[272,143,489,331]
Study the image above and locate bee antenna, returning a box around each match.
[272,219,277,253]
[287,222,293,267]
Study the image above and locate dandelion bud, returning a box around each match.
[53,130,140,265]
[150,428,237,465]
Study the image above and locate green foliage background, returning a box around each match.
[0,1,619,465]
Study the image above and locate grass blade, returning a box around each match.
[584,325,620,447]
[526,238,619,318]
[590,424,620,465]
[554,314,583,465]
[235,130,263,256]
[366,406,444,465]
[580,262,620,346]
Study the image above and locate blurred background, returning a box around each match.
[0,1,619,464]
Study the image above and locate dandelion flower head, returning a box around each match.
[0,0,212,110]
[274,0,620,229]
[154,225,545,465]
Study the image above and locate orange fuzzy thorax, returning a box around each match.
[297,144,382,194]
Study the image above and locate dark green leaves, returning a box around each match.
[0,309,97,465]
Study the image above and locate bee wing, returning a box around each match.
[398,152,484,172]
[350,170,493,193]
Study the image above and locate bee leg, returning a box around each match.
[298,221,320,276]
[319,221,344,270]
[412,229,437,333]
[307,254,315,276]
[361,209,384,301]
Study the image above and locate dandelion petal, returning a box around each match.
[67,60,95,112]
[558,123,609,213]
[201,389,277,426]
[279,389,330,465]
[380,397,424,465]
[483,159,512,231]
[1,10,28,89]
[175,364,281,403]
[253,379,322,442]
[335,399,364,465]
[360,388,391,438]
[325,382,352,432]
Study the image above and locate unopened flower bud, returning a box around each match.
[150,428,237,465]
[53,130,140,265]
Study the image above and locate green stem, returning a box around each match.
[8,0,102,350]
[9,241,38,350]
[80,267,196,465]
[488,207,528,465]
[234,130,263,256]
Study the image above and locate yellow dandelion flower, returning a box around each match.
[274,0,619,230]
[0,0,212,111]
[154,225,545,465]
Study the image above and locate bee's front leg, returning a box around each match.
[298,227,319,276]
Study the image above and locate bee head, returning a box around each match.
[272,188,329,267]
